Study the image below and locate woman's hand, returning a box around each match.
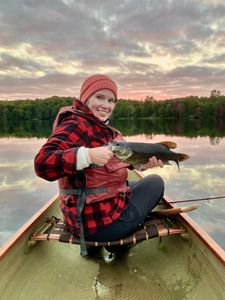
[88,146,114,166]
[145,156,164,169]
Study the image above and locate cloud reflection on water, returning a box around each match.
[0,138,57,247]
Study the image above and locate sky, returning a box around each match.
[0,0,225,101]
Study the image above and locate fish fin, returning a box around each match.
[159,141,177,149]
[132,164,148,171]
[163,160,171,166]
[162,159,180,171]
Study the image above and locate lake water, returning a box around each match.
[0,132,225,250]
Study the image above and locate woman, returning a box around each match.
[34,74,164,255]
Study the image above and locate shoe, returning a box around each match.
[105,244,130,253]
[86,246,102,257]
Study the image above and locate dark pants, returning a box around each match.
[87,174,164,242]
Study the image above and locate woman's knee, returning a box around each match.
[144,174,164,190]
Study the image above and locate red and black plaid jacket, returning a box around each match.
[34,100,130,237]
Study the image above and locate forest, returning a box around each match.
[0,92,225,122]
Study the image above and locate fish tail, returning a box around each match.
[179,153,189,161]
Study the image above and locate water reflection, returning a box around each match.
[0,117,225,138]
[111,118,225,138]
[0,121,225,250]
[0,138,57,247]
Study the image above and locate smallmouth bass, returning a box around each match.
[108,141,189,171]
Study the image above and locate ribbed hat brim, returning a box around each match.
[80,75,117,103]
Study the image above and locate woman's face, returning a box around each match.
[86,89,116,122]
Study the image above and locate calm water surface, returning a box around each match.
[0,135,225,250]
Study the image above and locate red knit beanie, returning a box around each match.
[80,74,117,103]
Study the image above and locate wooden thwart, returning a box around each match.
[29,216,186,247]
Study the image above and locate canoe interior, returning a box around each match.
[0,197,225,300]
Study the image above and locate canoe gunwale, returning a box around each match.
[163,194,225,266]
[0,193,59,261]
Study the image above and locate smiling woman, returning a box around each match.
[34,74,165,256]
[79,74,117,122]
[86,90,116,121]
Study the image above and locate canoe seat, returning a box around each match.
[29,216,186,247]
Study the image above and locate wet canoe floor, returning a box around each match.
[1,229,225,300]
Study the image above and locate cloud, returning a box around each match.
[0,0,225,100]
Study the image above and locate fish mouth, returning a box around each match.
[108,141,132,161]
[108,141,117,151]
[108,141,124,153]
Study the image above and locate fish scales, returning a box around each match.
[119,142,180,165]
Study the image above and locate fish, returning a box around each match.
[108,141,189,171]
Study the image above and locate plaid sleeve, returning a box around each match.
[34,119,88,181]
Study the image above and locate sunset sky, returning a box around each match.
[1,0,225,100]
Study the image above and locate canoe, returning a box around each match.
[0,171,225,300]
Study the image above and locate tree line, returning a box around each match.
[0,94,225,122]
[0,96,73,122]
